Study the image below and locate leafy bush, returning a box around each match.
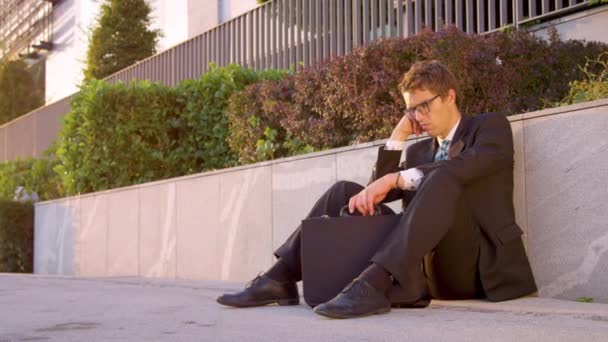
[56,79,181,195]
[226,77,316,164]
[0,59,44,125]
[84,0,162,80]
[0,200,34,273]
[0,155,64,202]
[559,52,608,105]
[56,64,287,195]
[227,27,608,155]
[173,64,287,173]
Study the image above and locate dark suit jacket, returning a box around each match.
[369,112,537,301]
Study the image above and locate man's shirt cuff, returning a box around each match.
[398,168,424,191]
[385,140,407,150]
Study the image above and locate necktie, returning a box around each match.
[435,139,450,161]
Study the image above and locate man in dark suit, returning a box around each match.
[216,60,537,319]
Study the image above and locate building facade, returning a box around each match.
[42,0,258,103]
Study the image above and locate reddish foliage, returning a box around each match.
[228,27,607,161]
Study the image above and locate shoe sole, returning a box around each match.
[217,297,300,308]
[313,306,391,319]
[391,297,431,309]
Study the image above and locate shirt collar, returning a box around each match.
[437,118,461,147]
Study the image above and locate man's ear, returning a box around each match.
[446,89,457,104]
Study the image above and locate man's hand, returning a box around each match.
[348,174,396,216]
[390,112,422,141]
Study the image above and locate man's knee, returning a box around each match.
[421,168,461,192]
[329,180,364,194]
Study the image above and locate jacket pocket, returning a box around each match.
[493,223,524,246]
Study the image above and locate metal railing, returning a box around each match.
[106,0,592,86]
[0,0,599,162]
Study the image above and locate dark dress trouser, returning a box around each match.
[273,168,484,300]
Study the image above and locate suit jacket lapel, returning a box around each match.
[413,115,471,165]
[448,115,470,159]
[424,137,437,164]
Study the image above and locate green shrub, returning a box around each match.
[0,200,34,273]
[0,156,64,202]
[173,64,287,173]
[84,0,162,80]
[0,59,44,125]
[56,64,287,195]
[226,77,316,164]
[227,27,608,154]
[493,28,607,113]
[559,52,608,105]
[56,79,183,195]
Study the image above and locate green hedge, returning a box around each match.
[171,64,286,174]
[226,77,316,164]
[226,27,608,163]
[0,156,64,202]
[2,29,606,199]
[56,64,287,195]
[558,52,608,106]
[0,200,34,273]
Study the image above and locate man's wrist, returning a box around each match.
[383,173,401,190]
[393,172,402,189]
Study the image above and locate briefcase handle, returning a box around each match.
[339,204,383,217]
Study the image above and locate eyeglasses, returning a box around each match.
[404,94,441,118]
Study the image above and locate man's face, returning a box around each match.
[402,88,457,139]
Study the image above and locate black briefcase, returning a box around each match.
[301,206,402,307]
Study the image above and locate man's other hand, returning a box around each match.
[390,113,422,141]
[348,175,394,216]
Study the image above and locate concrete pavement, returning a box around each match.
[1,274,607,341]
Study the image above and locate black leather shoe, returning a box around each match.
[216,274,299,307]
[313,278,391,319]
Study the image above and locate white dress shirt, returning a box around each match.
[385,118,461,190]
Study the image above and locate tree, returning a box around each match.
[83,0,162,80]
[0,58,44,125]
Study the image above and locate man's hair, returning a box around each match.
[398,60,460,105]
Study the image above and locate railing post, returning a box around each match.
[514,0,522,30]
[353,0,361,47]
[362,0,369,45]
[338,0,344,56]
[435,0,443,31]
[371,0,378,41]
[296,0,303,67]
[455,0,463,31]
[346,0,353,52]
[388,0,395,37]
[397,0,404,38]
[316,0,322,63]
[425,0,433,31]
[500,0,509,27]
[416,0,424,33]
[289,0,296,68]
[379,0,387,39]
[489,0,496,30]
[477,0,486,33]
[271,1,277,69]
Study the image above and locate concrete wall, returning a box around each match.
[33,99,608,303]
